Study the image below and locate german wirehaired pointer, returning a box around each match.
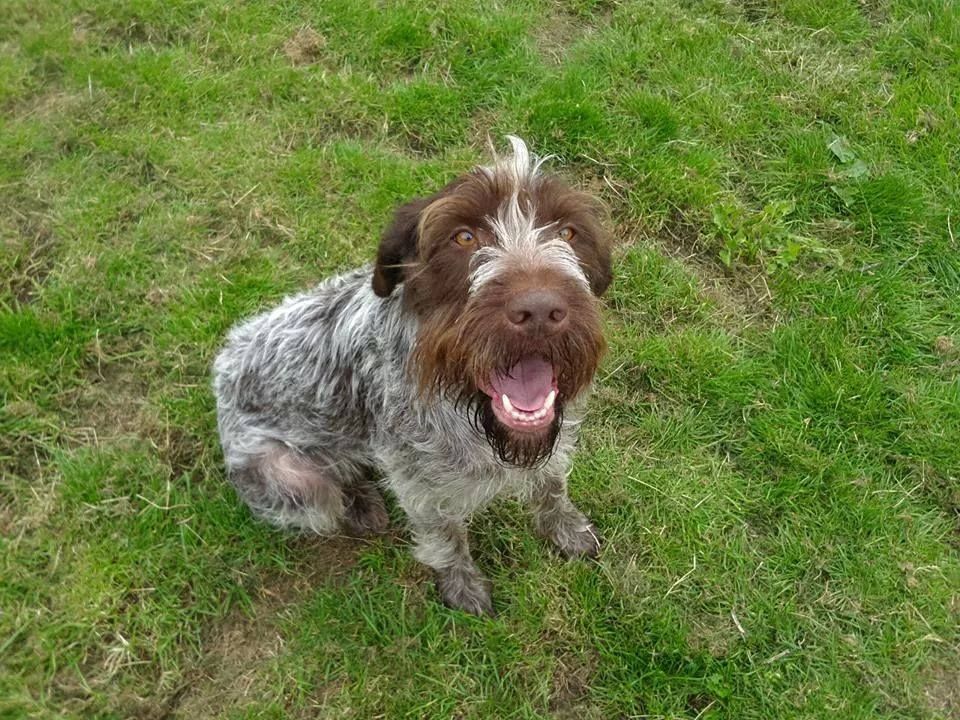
[213,137,612,615]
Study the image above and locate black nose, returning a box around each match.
[506,289,569,335]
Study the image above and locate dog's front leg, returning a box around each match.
[410,516,494,616]
[529,474,601,559]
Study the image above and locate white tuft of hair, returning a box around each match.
[482,135,553,186]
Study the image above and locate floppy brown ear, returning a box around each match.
[571,200,614,297]
[372,197,429,297]
[586,238,613,296]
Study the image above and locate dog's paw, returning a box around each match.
[436,568,494,617]
[545,519,602,560]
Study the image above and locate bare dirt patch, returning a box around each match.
[687,613,741,659]
[171,595,286,718]
[61,349,206,481]
[727,0,772,24]
[3,209,57,305]
[6,87,89,122]
[535,10,588,65]
[63,354,152,448]
[857,0,890,27]
[100,16,193,48]
[170,536,368,719]
[934,336,955,356]
[923,661,960,720]
[934,335,959,373]
[650,211,779,331]
[532,1,618,66]
[283,26,327,66]
[549,647,601,719]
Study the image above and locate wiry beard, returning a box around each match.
[406,275,601,468]
[467,393,563,468]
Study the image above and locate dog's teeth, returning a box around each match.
[544,390,556,410]
[500,392,557,425]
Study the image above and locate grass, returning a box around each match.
[1,0,959,717]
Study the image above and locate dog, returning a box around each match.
[213,137,612,615]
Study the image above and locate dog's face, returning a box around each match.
[372,137,612,467]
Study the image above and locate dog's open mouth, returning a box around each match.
[482,356,558,433]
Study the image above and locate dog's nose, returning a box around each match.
[506,289,569,335]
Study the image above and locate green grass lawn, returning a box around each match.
[2,0,959,717]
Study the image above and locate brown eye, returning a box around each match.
[453,229,476,247]
[558,226,576,242]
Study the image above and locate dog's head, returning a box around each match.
[372,136,612,467]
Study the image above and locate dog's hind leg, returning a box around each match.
[227,442,354,535]
[342,478,390,536]
[229,441,389,536]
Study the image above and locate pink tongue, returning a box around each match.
[489,357,554,411]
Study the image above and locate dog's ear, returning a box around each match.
[372,197,429,298]
[585,240,613,296]
[568,196,614,297]
[580,197,614,297]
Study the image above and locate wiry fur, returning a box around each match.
[213,137,611,615]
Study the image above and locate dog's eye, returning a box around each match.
[453,229,476,247]
[558,226,576,242]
